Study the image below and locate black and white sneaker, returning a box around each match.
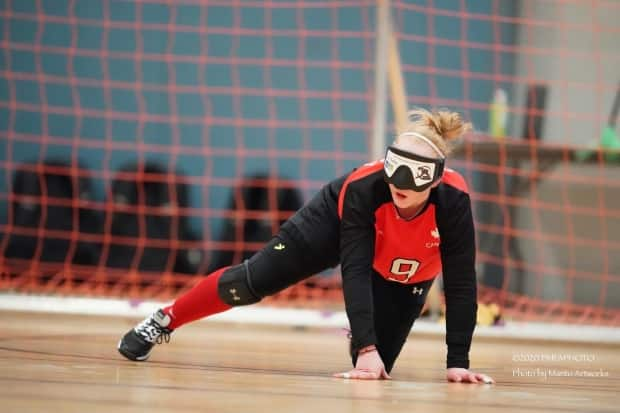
[117,309,173,361]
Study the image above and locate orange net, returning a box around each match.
[1,1,619,325]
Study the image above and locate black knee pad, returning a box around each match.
[217,261,262,306]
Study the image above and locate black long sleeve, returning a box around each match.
[339,183,377,352]
[436,190,478,369]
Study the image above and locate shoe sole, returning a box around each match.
[117,339,151,362]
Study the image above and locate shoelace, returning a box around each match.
[135,318,171,344]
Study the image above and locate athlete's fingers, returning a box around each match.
[380,368,392,380]
[350,370,380,380]
[333,370,365,379]
[446,370,462,382]
[333,370,353,379]
[466,373,479,383]
[333,369,380,380]
[475,373,495,384]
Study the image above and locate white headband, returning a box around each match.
[396,132,445,158]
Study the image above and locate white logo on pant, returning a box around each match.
[389,258,421,283]
[412,286,424,296]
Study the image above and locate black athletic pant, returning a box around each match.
[245,228,433,373]
[362,275,434,373]
[246,231,337,298]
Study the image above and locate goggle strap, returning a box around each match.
[396,132,445,158]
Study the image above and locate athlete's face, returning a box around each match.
[389,138,442,211]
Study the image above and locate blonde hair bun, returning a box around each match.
[397,108,473,156]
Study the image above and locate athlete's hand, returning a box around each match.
[446,367,494,384]
[333,346,391,380]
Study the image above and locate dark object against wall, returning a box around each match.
[106,161,203,275]
[3,160,101,265]
[521,84,548,141]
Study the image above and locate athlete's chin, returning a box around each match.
[392,197,415,209]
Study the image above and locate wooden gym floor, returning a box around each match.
[0,310,618,412]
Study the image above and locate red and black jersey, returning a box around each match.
[283,160,477,369]
[339,161,443,285]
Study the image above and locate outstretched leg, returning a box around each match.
[118,233,337,361]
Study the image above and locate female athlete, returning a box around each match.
[118,108,494,384]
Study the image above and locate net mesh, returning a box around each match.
[1,0,619,325]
